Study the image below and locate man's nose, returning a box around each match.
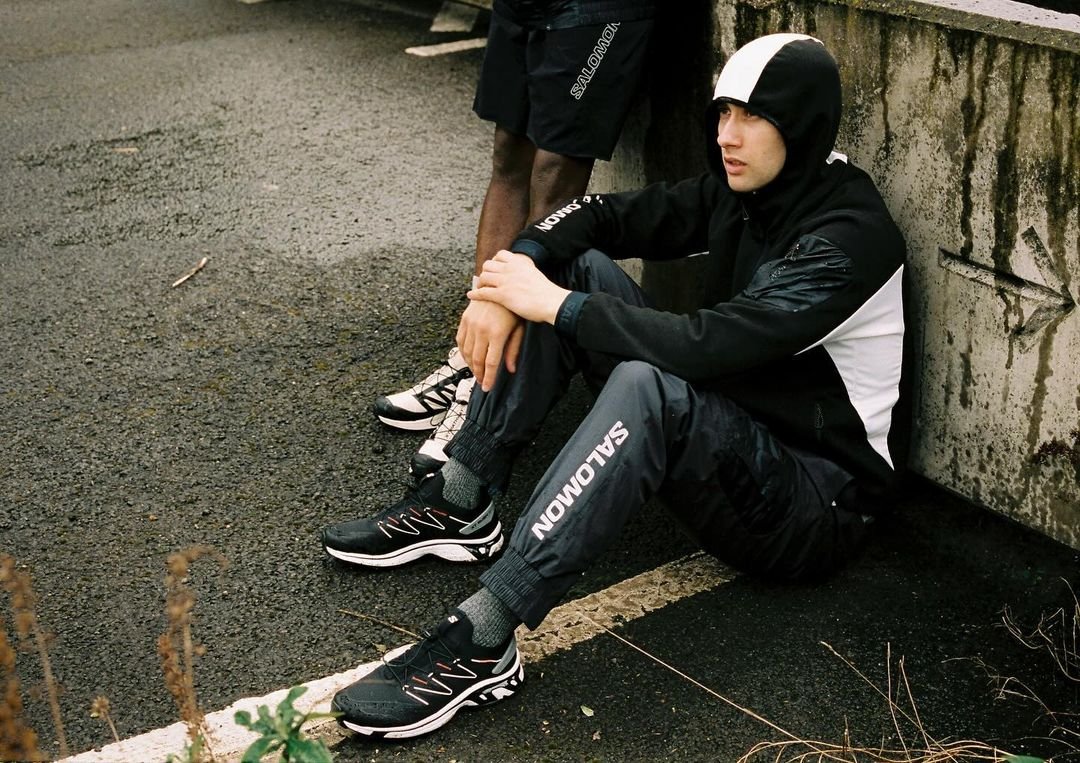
[718,121,740,147]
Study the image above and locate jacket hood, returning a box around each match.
[705,34,843,222]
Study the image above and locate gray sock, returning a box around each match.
[458,587,520,648]
[439,458,485,510]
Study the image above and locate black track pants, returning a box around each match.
[447,251,868,629]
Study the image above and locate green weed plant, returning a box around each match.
[234,686,338,763]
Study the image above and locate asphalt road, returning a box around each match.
[2,1,1079,761]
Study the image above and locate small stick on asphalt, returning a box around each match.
[579,612,807,747]
[171,257,208,288]
[337,609,421,640]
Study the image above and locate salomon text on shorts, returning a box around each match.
[473,12,653,161]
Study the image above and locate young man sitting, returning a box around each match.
[322,33,909,740]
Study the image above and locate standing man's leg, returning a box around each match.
[473,126,535,277]
[408,145,597,476]
[473,137,595,282]
[379,15,652,479]
[372,10,539,462]
[405,133,596,476]
[523,148,594,241]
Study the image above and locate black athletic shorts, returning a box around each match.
[473,11,653,161]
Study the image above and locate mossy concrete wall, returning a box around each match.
[592,0,1080,548]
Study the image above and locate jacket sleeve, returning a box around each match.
[510,174,721,267]
[567,235,894,382]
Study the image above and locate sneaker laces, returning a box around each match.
[405,350,471,397]
[385,630,459,686]
[373,480,449,531]
[429,377,474,446]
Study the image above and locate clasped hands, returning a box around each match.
[456,250,571,391]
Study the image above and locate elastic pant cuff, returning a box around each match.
[479,548,550,630]
[445,419,515,492]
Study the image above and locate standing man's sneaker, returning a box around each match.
[332,610,523,739]
[411,376,474,479]
[321,473,503,567]
[374,348,472,431]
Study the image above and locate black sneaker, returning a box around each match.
[374,348,472,432]
[321,474,503,567]
[411,376,474,479]
[332,610,523,740]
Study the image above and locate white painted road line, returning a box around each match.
[405,37,487,57]
[64,553,734,763]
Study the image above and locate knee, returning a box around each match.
[569,248,611,272]
[555,248,615,288]
[491,130,534,184]
[545,248,607,290]
[605,360,664,393]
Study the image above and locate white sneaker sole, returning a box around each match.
[341,656,524,739]
[323,524,504,568]
[376,409,447,432]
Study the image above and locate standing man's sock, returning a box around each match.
[458,587,520,647]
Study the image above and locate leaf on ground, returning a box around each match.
[580,705,594,717]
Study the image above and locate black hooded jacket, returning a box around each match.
[508,35,909,507]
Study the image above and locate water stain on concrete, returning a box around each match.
[958,336,974,409]
[990,45,1030,280]
[873,16,895,176]
[955,32,995,264]
[1046,53,1080,289]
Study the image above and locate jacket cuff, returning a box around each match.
[554,291,589,337]
[510,238,549,267]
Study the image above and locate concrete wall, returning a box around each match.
[594,0,1080,548]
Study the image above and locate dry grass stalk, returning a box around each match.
[89,694,119,744]
[995,582,1080,749]
[1,611,44,762]
[0,554,68,759]
[158,545,227,763]
[738,643,1022,763]
[584,614,1026,763]
[739,739,1017,762]
[1002,581,1080,685]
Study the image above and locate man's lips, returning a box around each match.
[723,156,746,173]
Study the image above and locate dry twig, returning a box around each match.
[171,257,209,288]
[337,609,422,641]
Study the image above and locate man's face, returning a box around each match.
[715,102,787,193]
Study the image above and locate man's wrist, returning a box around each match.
[554,291,589,336]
